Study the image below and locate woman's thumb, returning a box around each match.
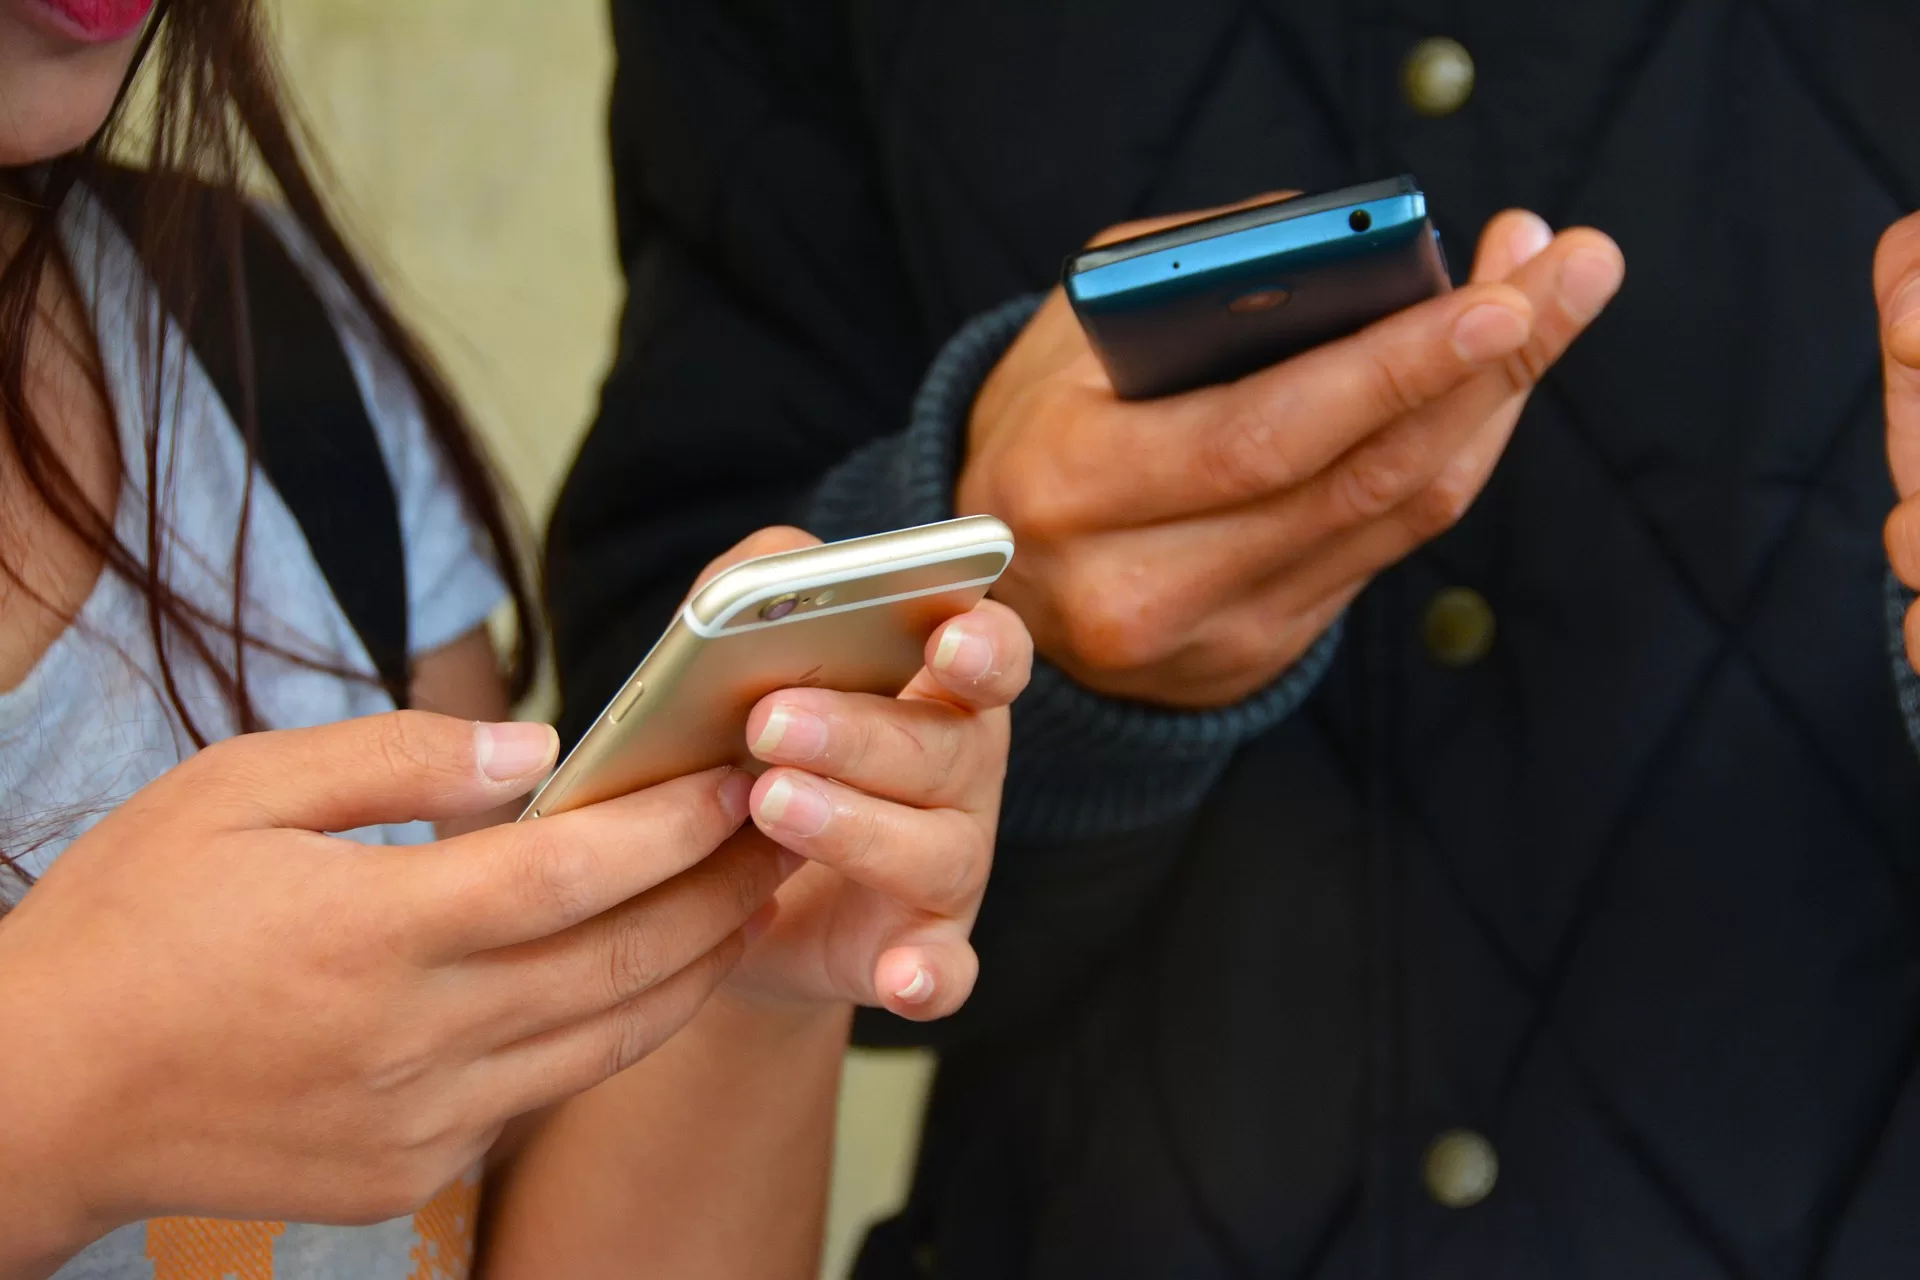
[178,711,558,833]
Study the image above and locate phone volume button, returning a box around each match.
[608,679,647,723]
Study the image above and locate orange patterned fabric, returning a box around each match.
[145,1218,286,1280]
[407,1174,480,1280]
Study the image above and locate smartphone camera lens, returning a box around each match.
[1349,209,1373,232]
[1228,287,1291,314]
[760,593,800,621]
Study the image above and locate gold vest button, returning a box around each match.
[1424,1129,1499,1208]
[1402,37,1476,118]
[1422,586,1496,667]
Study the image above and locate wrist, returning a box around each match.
[0,969,112,1277]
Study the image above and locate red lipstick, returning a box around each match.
[31,0,155,43]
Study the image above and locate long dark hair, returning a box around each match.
[0,0,539,731]
[0,0,542,883]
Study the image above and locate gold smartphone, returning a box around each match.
[521,516,1016,821]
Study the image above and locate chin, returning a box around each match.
[0,27,141,167]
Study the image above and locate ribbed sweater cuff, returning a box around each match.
[807,294,1343,842]
[1887,571,1920,757]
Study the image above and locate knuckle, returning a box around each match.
[602,998,669,1079]
[1337,436,1421,522]
[838,709,887,778]
[1056,564,1169,674]
[513,823,603,925]
[715,842,778,921]
[1498,340,1553,393]
[1364,346,1426,420]
[994,452,1080,543]
[372,711,452,780]
[924,823,992,916]
[1412,465,1480,533]
[922,717,970,791]
[1195,404,1297,501]
[353,1030,439,1098]
[603,908,671,1001]
[833,801,887,878]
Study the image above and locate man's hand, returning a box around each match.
[958,200,1625,707]
[1879,212,1920,669]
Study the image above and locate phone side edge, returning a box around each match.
[685,518,1014,631]
[517,608,706,821]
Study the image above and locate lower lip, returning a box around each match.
[28,0,155,43]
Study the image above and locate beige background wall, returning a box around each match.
[268,3,931,1275]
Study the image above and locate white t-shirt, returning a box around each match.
[3,191,506,1279]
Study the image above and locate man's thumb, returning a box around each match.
[180,711,558,833]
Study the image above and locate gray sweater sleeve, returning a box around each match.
[806,295,1343,843]
[1887,571,1920,752]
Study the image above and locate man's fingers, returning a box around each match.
[867,933,981,1022]
[997,279,1536,533]
[172,712,558,835]
[1888,497,1920,591]
[1303,225,1618,530]
[748,691,999,812]
[460,831,784,1045]
[1876,213,1920,498]
[1468,209,1554,284]
[1042,229,1618,644]
[1083,192,1300,249]
[685,527,821,601]
[406,768,752,959]
[900,602,1035,711]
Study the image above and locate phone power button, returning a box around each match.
[609,679,647,723]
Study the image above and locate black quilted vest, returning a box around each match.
[820,3,1920,1276]
[573,0,1920,1274]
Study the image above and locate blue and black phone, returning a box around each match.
[1064,175,1450,400]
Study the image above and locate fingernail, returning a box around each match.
[752,705,828,761]
[1450,303,1531,363]
[717,769,753,823]
[756,774,831,836]
[1507,213,1552,267]
[1556,246,1623,323]
[932,623,994,681]
[894,967,935,1005]
[475,721,557,782]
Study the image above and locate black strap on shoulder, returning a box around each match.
[89,169,412,707]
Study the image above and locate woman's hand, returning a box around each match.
[689,528,1034,1022]
[0,712,784,1275]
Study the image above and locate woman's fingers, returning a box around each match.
[401,767,752,961]
[459,830,787,1045]
[748,769,992,921]
[475,931,749,1119]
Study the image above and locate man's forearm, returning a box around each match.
[479,992,851,1280]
